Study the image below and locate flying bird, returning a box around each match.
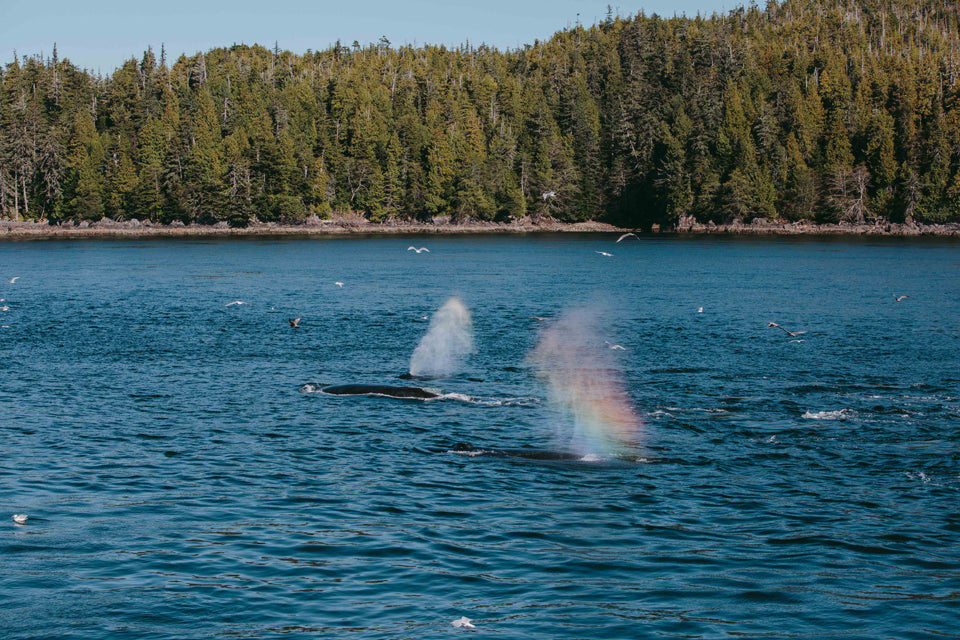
[0,306,9,312]
[334,282,344,288]
[616,232,639,242]
[697,307,704,313]
[541,191,557,200]
[225,300,246,307]
[894,294,909,302]
[8,277,19,283]
[768,322,807,338]
[407,246,429,253]
[451,617,475,629]
[12,514,27,524]
[605,341,626,350]
[596,251,613,257]
[289,316,301,328]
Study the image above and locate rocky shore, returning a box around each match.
[2,214,959,239]
[672,215,960,237]
[0,215,623,239]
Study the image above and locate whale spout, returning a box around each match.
[321,384,439,399]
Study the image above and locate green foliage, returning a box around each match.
[4,0,960,225]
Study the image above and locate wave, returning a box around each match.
[438,393,540,407]
[801,409,858,421]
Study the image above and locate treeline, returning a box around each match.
[3,0,960,228]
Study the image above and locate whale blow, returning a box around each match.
[409,297,474,378]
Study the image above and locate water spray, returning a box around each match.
[409,297,475,379]
[526,307,642,456]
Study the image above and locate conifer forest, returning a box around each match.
[3,0,960,228]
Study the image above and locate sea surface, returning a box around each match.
[1,233,959,639]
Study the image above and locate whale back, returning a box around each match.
[321,384,439,399]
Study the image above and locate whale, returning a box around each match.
[449,442,587,460]
[447,442,647,463]
[321,384,440,399]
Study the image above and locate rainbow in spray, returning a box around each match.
[526,308,643,456]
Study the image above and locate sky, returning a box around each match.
[2,0,735,75]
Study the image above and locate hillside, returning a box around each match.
[2,0,960,229]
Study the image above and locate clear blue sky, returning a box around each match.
[3,0,736,74]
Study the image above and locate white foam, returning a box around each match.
[438,392,473,402]
[802,409,857,421]
[647,409,674,418]
[441,394,540,407]
[579,453,605,462]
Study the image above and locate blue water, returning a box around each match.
[1,234,959,639]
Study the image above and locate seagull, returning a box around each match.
[697,307,703,313]
[451,617,475,629]
[334,282,344,288]
[12,514,27,524]
[529,316,550,321]
[768,322,806,338]
[225,300,246,307]
[0,306,9,312]
[596,251,613,257]
[894,294,909,302]
[8,277,19,283]
[541,191,557,200]
[289,316,301,328]
[407,246,429,253]
[616,232,639,242]
[605,341,626,350]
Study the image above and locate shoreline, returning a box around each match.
[2,216,959,239]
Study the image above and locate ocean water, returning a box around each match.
[1,234,958,639]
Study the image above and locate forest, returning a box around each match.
[2,0,960,229]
